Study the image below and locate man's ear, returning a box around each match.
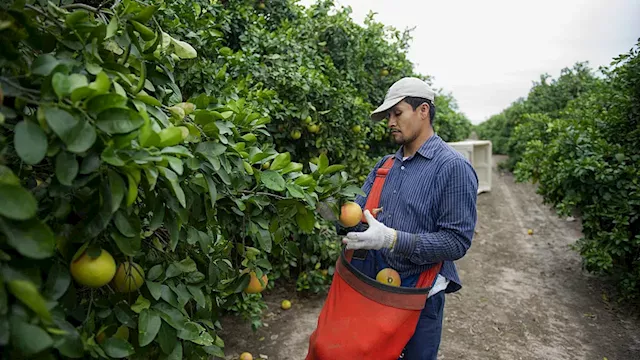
[421,103,430,121]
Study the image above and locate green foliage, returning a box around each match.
[475,62,598,161]
[159,0,472,180]
[0,1,362,358]
[487,40,640,300]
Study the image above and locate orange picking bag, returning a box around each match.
[305,156,443,360]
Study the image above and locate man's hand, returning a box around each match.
[342,210,397,250]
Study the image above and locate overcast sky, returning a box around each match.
[298,0,639,124]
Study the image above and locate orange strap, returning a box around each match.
[361,156,395,223]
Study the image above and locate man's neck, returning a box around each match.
[402,129,435,158]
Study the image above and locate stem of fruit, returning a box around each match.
[83,290,94,325]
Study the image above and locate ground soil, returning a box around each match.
[219,155,640,360]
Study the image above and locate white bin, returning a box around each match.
[446,140,492,194]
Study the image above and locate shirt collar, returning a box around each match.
[395,133,442,160]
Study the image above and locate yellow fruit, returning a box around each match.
[113,262,145,293]
[380,69,389,76]
[364,144,370,150]
[304,116,312,124]
[244,270,268,294]
[240,352,253,360]
[528,229,534,235]
[290,130,301,140]
[281,299,292,310]
[320,269,328,276]
[376,268,401,287]
[339,201,362,227]
[352,125,361,133]
[262,162,270,170]
[307,124,319,133]
[70,248,117,288]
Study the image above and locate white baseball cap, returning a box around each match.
[370,77,435,121]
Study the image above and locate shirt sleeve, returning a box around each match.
[393,158,478,264]
[335,155,391,234]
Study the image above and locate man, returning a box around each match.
[340,77,478,359]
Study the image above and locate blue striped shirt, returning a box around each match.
[352,134,478,293]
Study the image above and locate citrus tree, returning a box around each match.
[476,40,640,300]
[159,0,473,182]
[0,1,361,358]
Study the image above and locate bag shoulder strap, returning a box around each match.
[361,155,395,223]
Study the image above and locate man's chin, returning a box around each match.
[391,133,404,144]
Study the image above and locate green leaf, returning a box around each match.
[43,106,96,153]
[108,170,126,212]
[0,165,20,186]
[87,94,128,114]
[270,152,291,171]
[52,73,88,99]
[204,345,225,357]
[158,127,185,147]
[261,170,286,191]
[0,184,37,220]
[187,286,205,307]
[114,210,140,237]
[0,218,55,259]
[96,108,144,134]
[146,281,162,300]
[8,280,52,322]
[14,121,47,165]
[138,309,161,347]
[156,322,178,355]
[101,337,135,358]
[133,4,160,23]
[175,258,197,273]
[111,231,141,257]
[125,173,139,207]
[166,341,183,360]
[10,316,53,355]
[286,184,306,199]
[318,153,329,173]
[322,164,345,175]
[204,174,217,208]
[158,167,185,208]
[55,151,78,186]
[170,37,197,59]
[43,262,71,301]
[106,16,118,38]
[196,141,226,157]
[131,295,151,314]
[89,71,110,93]
[296,205,315,233]
[79,153,101,174]
[31,54,60,76]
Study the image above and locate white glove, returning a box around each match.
[342,210,397,250]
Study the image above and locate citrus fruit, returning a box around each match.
[240,352,253,360]
[244,270,268,294]
[527,229,534,235]
[352,125,361,133]
[290,130,301,139]
[262,161,270,169]
[281,299,292,310]
[307,124,319,133]
[339,201,362,227]
[380,69,389,76]
[376,268,401,287]
[70,247,117,288]
[113,261,145,293]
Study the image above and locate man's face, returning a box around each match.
[386,100,429,145]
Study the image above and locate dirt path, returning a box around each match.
[219,155,640,360]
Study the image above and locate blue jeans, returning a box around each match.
[348,250,446,359]
[399,290,445,360]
